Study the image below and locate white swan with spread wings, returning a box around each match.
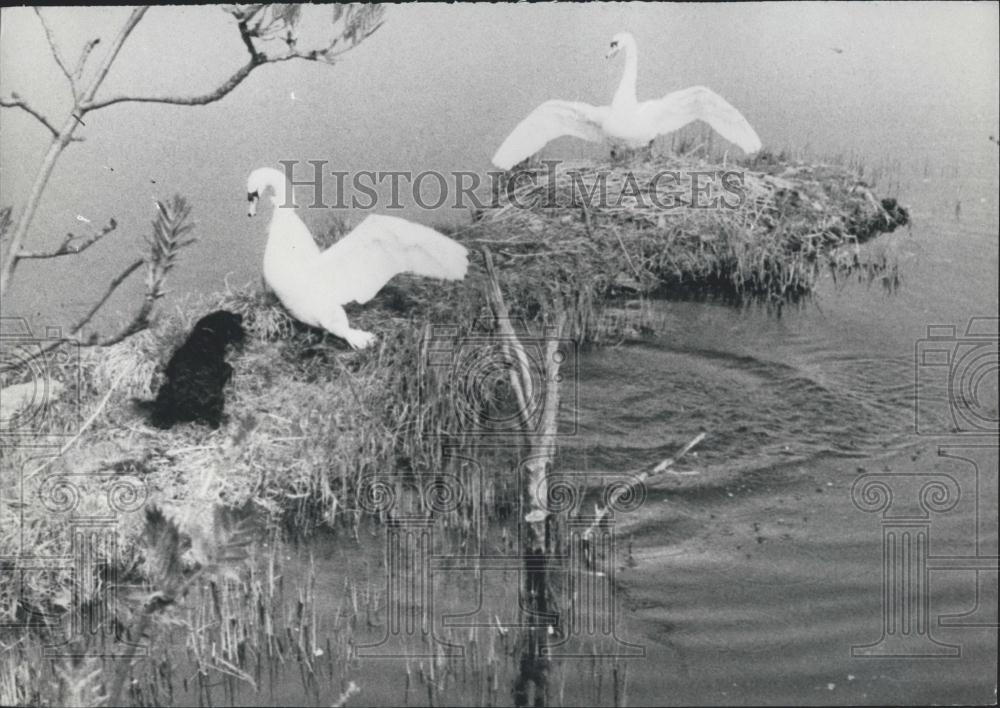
[246,167,468,350]
[492,32,762,169]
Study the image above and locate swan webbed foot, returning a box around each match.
[343,328,377,350]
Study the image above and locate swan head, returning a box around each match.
[606,32,635,60]
[246,167,288,217]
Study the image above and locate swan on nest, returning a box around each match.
[492,32,762,170]
[246,167,469,350]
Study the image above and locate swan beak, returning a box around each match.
[247,191,258,217]
[605,46,620,59]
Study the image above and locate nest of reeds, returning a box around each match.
[1,151,910,622]
[471,152,908,308]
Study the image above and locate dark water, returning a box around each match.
[2,5,997,704]
[158,154,997,706]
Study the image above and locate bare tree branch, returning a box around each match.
[0,7,146,295]
[0,207,12,243]
[17,217,118,259]
[80,196,196,347]
[0,94,62,139]
[1,4,384,297]
[482,248,533,431]
[582,432,707,543]
[84,4,386,110]
[4,257,145,368]
[83,59,260,110]
[78,7,150,106]
[6,196,196,367]
[73,38,101,82]
[237,18,262,61]
[34,8,77,99]
[73,258,145,342]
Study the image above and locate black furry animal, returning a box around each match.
[143,310,245,429]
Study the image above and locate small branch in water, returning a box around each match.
[581,202,593,238]
[613,227,642,281]
[482,247,533,432]
[332,681,361,707]
[582,431,707,542]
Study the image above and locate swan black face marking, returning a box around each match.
[247,190,259,217]
[610,40,618,49]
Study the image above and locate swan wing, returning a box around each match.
[640,86,762,154]
[317,214,469,305]
[492,100,609,170]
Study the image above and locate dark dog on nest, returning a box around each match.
[138,310,246,429]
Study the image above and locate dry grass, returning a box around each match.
[1,152,907,699]
[474,151,908,309]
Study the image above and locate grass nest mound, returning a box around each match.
[1,151,908,618]
[471,151,908,307]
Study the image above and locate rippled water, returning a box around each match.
[564,333,917,477]
[164,158,997,706]
[4,5,996,702]
[558,158,998,704]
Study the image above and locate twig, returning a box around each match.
[28,368,129,481]
[481,248,532,426]
[582,431,707,541]
[34,8,77,99]
[73,38,101,82]
[332,681,361,708]
[0,207,12,242]
[78,7,149,108]
[330,352,388,435]
[581,202,594,238]
[85,4,384,112]
[237,18,262,61]
[17,218,118,259]
[0,257,145,375]
[613,227,642,281]
[83,57,259,111]
[73,259,145,342]
[63,368,128,457]
[0,94,62,139]
[0,7,145,295]
[524,310,567,526]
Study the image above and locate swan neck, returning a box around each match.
[613,41,639,107]
[269,177,290,208]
